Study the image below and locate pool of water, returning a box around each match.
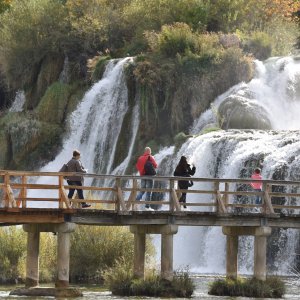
[1,276,300,299]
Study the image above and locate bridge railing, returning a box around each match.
[1,170,300,215]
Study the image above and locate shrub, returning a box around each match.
[145,23,200,57]
[104,266,195,297]
[242,31,272,60]
[0,228,57,283]
[70,225,139,283]
[103,258,134,296]
[0,227,26,283]
[174,132,190,148]
[208,276,286,298]
[87,56,111,82]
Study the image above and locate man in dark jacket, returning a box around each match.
[66,150,91,208]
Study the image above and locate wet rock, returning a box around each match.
[218,94,272,130]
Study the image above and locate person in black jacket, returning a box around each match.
[173,156,196,209]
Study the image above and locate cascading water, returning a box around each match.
[156,56,300,275]
[9,90,25,112]
[29,54,300,275]
[30,57,137,206]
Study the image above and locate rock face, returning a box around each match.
[218,94,272,130]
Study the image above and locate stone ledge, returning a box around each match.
[10,287,83,297]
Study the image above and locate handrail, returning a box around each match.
[1,170,300,215]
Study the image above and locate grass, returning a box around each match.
[104,265,195,297]
[208,276,286,298]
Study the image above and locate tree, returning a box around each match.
[0,0,12,14]
[0,0,69,89]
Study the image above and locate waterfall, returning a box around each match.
[9,90,25,112]
[27,54,300,275]
[29,57,136,206]
[159,56,300,274]
[192,56,300,133]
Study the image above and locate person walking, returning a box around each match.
[173,156,196,209]
[66,150,91,208]
[136,147,158,211]
[250,167,262,209]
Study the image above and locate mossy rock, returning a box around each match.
[0,129,10,169]
[35,81,86,125]
[3,114,62,169]
[91,56,111,82]
[25,54,64,109]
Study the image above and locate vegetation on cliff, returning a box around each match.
[0,0,298,170]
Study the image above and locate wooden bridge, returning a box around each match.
[2,170,300,295]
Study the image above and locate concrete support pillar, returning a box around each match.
[133,232,146,279]
[56,232,71,287]
[226,235,238,279]
[25,231,40,288]
[161,233,174,280]
[254,235,267,281]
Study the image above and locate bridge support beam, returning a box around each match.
[161,233,174,280]
[223,226,271,281]
[21,223,78,295]
[25,231,40,287]
[56,232,71,287]
[226,235,238,279]
[133,232,146,279]
[130,225,178,280]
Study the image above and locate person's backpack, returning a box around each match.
[144,156,156,176]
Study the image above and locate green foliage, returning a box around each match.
[36,82,73,124]
[0,228,56,283]
[103,258,134,295]
[209,276,286,298]
[70,225,137,283]
[0,0,11,14]
[104,267,195,297]
[0,227,26,283]
[90,56,110,82]
[174,132,190,148]
[0,0,69,89]
[242,31,272,60]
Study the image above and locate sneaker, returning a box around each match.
[254,208,260,213]
[144,206,154,211]
[81,203,91,208]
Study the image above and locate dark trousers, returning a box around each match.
[67,180,84,200]
[178,182,188,208]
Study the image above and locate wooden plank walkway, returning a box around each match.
[1,170,300,227]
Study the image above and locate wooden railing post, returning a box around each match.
[215,181,227,214]
[263,183,275,215]
[127,179,137,211]
[3,173,9,208]
[58,175,64,209]
[169,179,175,212]
[115,177,126,212]
[170,179,181,212]
[215,181,219,213]
[21,175,27,208]
[224,182,229,208]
